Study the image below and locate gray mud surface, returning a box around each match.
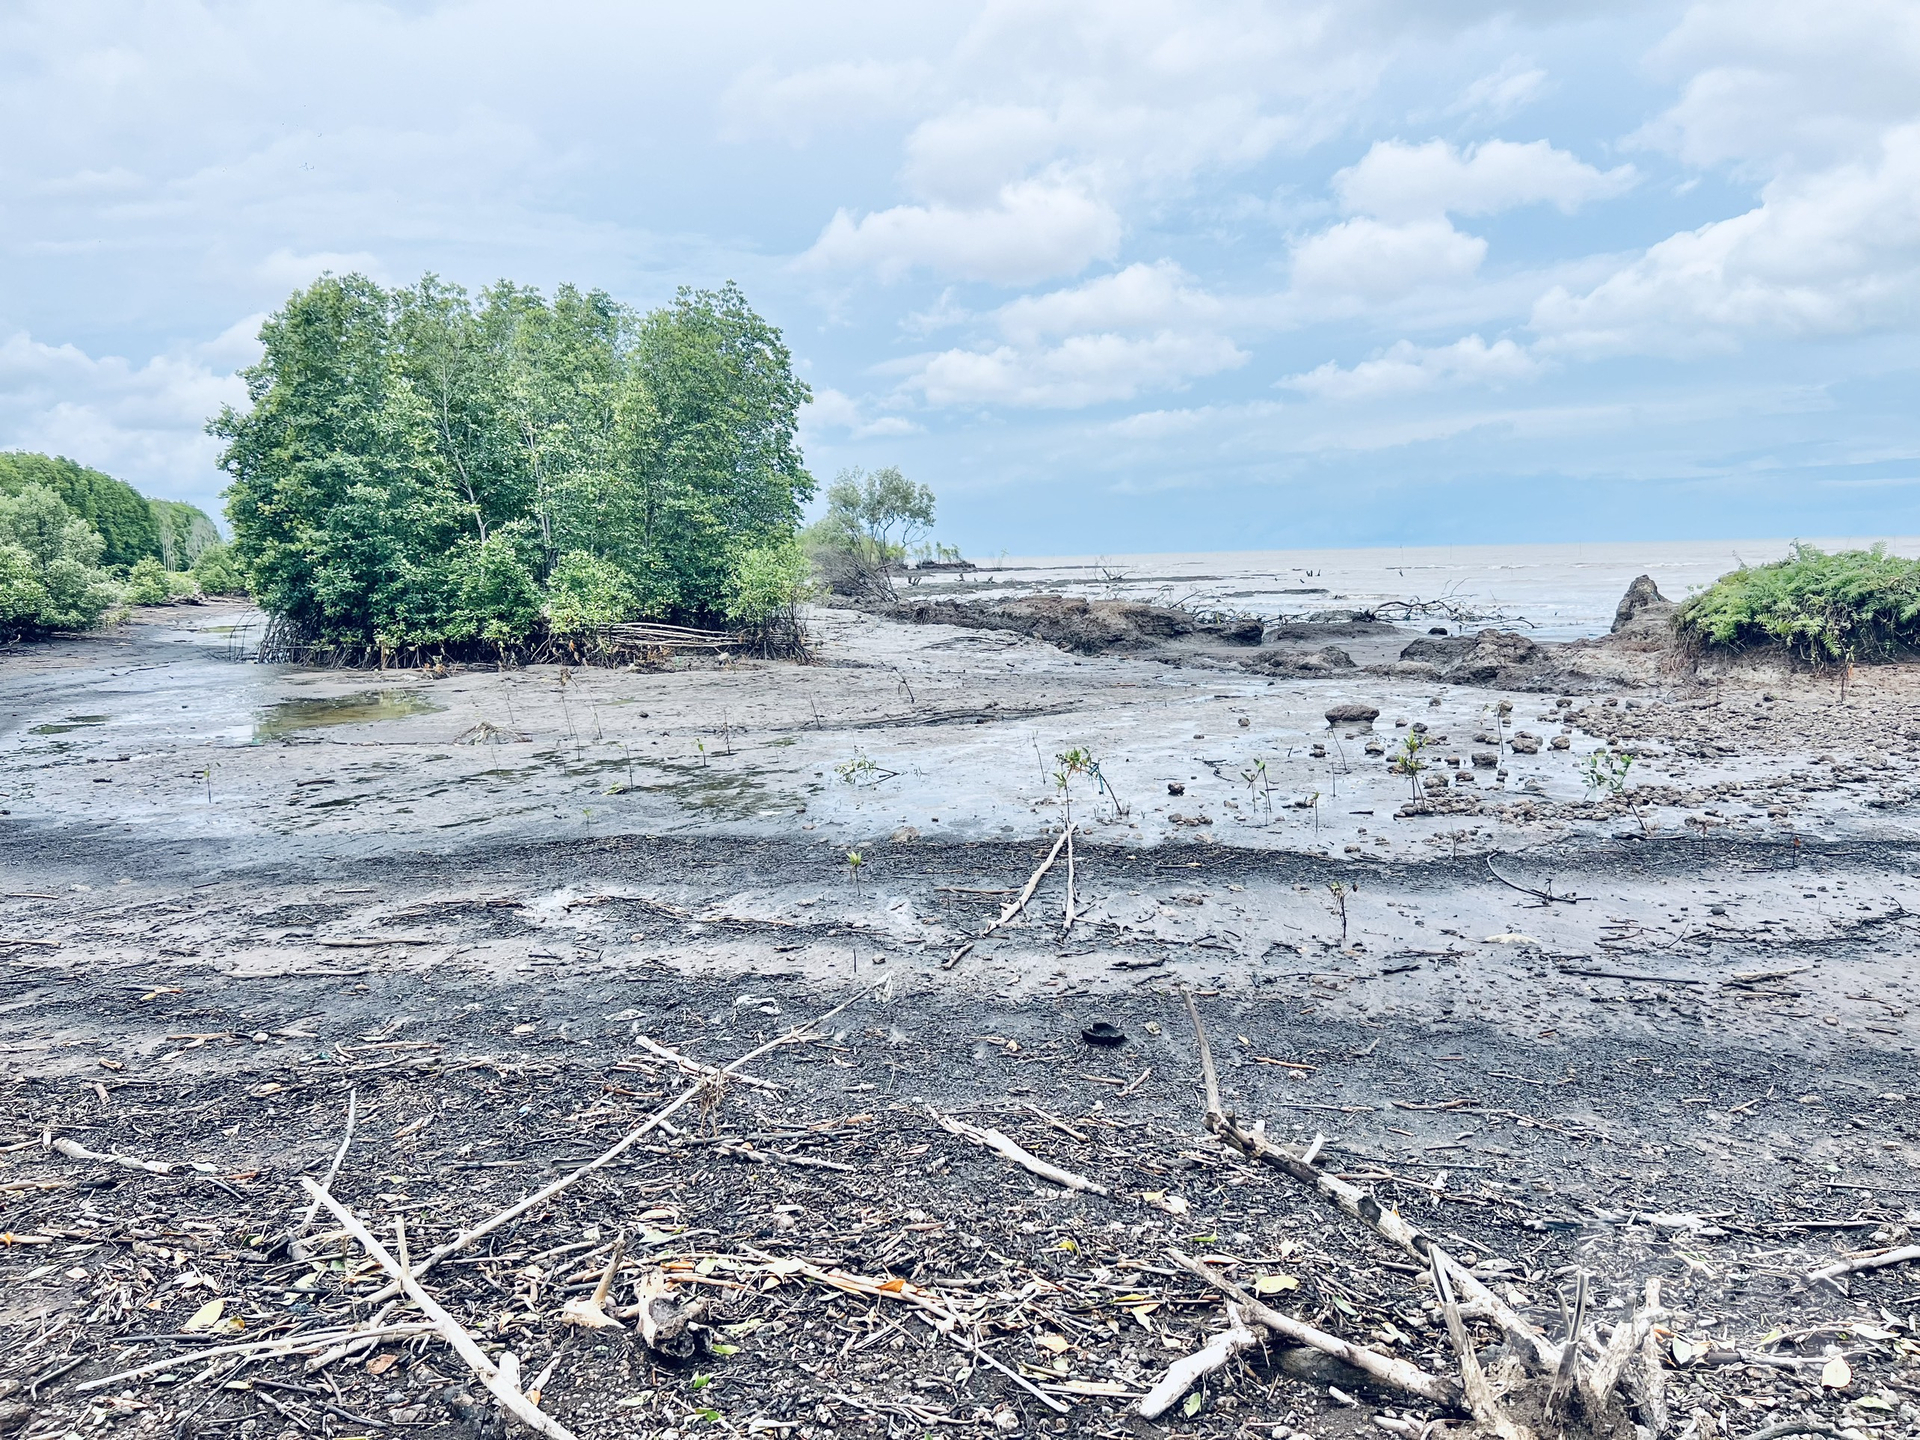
[2,605,1917,1440]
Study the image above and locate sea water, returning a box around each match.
[933,537,1920,641]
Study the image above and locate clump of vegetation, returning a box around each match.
[211,273,815,663]
[123,556,204,605]
[0,483,122,636]
[189,542,248,596]
[803,465,937,599]
[1676,543,1920,662]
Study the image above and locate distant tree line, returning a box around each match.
[210,274,816,659]
[0,451,233,640]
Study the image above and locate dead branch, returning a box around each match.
[1433,1248,1529,1439]
[1179,993,1561,1373]
[1169,1248,1461,1410]
[294,1087,357,1240]
[1137,1300,1259,1419]
[51,1136,173,1175]
[367,982,881,1305]
[930,1107,1108,1194]
[982,829,1070,941]
[1485,856,1584,905]
[303,1178,577,1440]
[1807,1242,1920,1283]
[635,1036,782,1094]
[76,1323,436,1393]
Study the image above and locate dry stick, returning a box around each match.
[635,1036,781,1094]
[1179,990,1561,1374]
[1807,1242,1920,1283]
[367,984,880,1305]
[296,1087,357,1233]
[1062,821,1076,933]
[1432,1248,1527,1440]
[1137,1301,1259,1420]
[1584,1277,1664,1417]
[304,1179,576,1440]
[51,1137,172,1175]
[1170,1249,1461,1410]
[944,827,1072,967]
[77,1324,436,1393]
[929,1108,1108,1194]
[1546,1269,1588,1413]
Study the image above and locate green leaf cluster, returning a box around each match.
[801,465,936,597]
[0,483,122,633]
[1675,543,1920,661]
[210,273,815,651]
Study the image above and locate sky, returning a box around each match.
[1,0,1917,556]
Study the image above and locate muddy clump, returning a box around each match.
[1241,644,1356,676]
[887,593,1258,656]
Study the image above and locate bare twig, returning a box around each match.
[303,1179,576,1440]
[930,1108,1107,1194]
[297,1088,357,1234]
[1807,1242,1920,1283]
[51,1136,173,1175]
[1137,1300,1259,1419]
[367,983,882,1304]
[1180,992,1560,1373]
[77,1324,435,1393]
[1170,1249,1461,1409]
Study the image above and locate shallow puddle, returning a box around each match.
[30,715,110,735]
[253,690,443,742]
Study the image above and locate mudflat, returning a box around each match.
[2,601,1916,1440]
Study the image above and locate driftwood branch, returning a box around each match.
[303,1179,577,1440]
[1807,1242,1920,1283]
[296,1087,357,1235]
[1433,1247,1528,1439]
[1170,1248,1461,1410]
[51,1136,173,1175]
[367,983,880,1305]
[1180,993,1561,1373]
[76,1323,435,1393]
[1137,1300,1259,1419]
[930,1107,1108,1194]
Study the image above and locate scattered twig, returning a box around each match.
[1137,1299,1259,1419]
[303,1178,578,1440]
[51,1136,173,1175]
[295,1087,357,1236]
[1807,1242,1920,1283]
[930,1107,1108,1194]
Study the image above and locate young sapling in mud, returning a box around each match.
[1584,749,1651,836]
[1241,758,1273,815]
[1326,880,1351,947]
[1391,732,1428,800]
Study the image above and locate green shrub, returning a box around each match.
[722,537,813,624]
[545,550,636,634]
[190,541,247,596]
[0,483,120,633]
[125,556,173,605]
[1676,543,1920,662]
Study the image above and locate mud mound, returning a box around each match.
[887,593,1260,656]
[1241,644,1356,676]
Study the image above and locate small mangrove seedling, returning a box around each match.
[834,752,898,786]
[1326,880,1351,947]
[1241,758,1273,815]
[844,849,865,975]
[1584,748,1652,836]
[695,738,707,766]
[1390,731,1428,800]
[1053,747,1104,929]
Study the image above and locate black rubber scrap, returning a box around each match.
[1080,1021,1126,1047]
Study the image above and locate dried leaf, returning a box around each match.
[1034,1334,1069,1355]
[1253,1274,1298,1295]
[182,1298,225,1333]
[365,1353,399,1376]
[1821,1355,1852,1389]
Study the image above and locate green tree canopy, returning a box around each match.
[212,273,814,652]
[0,452,219,571]
[0,483,121,633]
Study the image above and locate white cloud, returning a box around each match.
[1637,0,1920,173]
[1283,334,1543,401]
[0,328,249,510]
[720,59,936,144]
[1533,122,1920,355]
[801,386,923,440]
[1334,138,1635,222]
[905,330,1246,409]
[1445,60,1548,122]
[254,248,386,290]
[1290,216,1486,301]
[800,177,1122,284]
[993,260,1220,342]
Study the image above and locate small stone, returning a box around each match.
[1550,736,1571,750]
[1325,702,1380,726]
